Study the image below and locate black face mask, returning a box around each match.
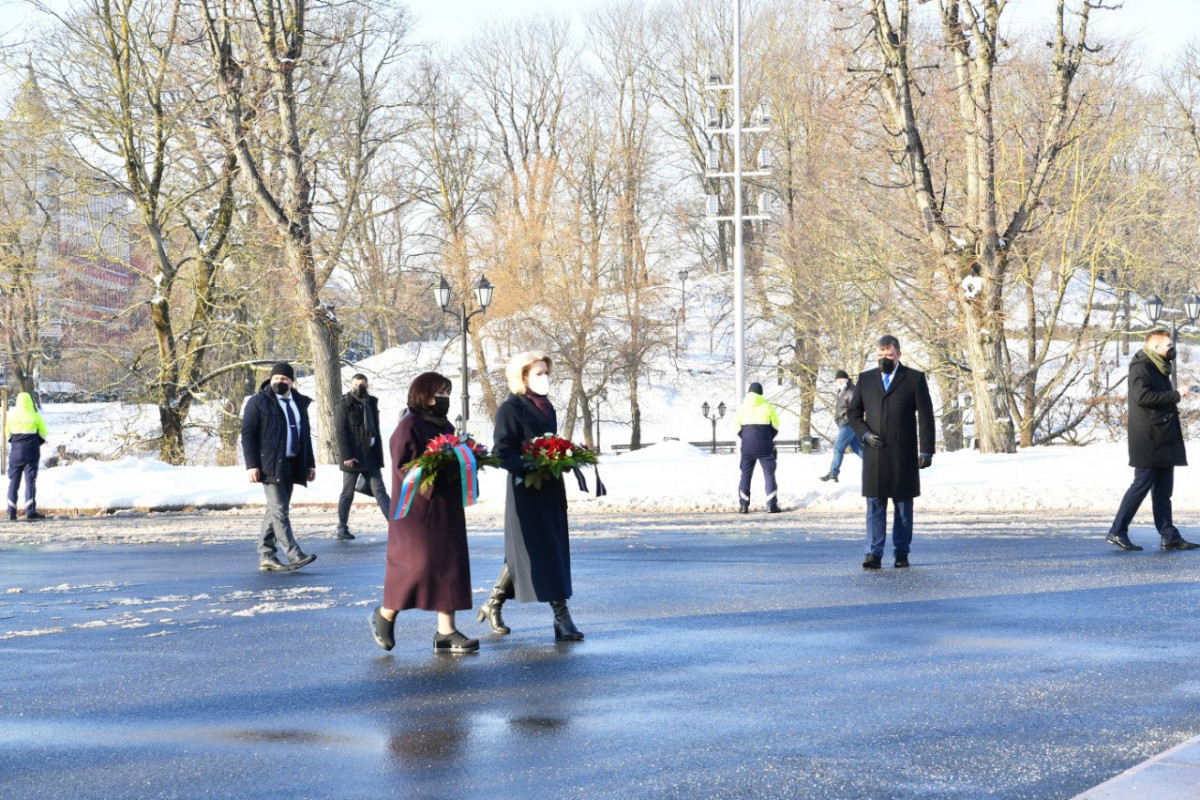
[1164,346,1178,362]
[431,397,451,417]
[353,386,368,399]
[878,357,896,374]
[272,382,290,396]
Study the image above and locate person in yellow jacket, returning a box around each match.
[735,381,781,513]
[6,391,48,521]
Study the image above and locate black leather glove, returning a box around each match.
[918,454,932,469]
[863,433,884,449]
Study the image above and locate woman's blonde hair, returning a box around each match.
[506,351,552,395]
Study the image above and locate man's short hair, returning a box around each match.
[1145,328,1171,344]
[351,373,368,383]
[877,335,901,352]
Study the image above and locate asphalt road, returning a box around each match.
[3,509,1199,799]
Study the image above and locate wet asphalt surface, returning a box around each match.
[3,510,1200,799]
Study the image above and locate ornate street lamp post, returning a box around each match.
[702,400,727,454]
[435,274,494,431]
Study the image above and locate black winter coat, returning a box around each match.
[335,392,385,472]
[1126,349,1187,469]
[240,381,316,485]
[848,364,935,499]
[494,393,572,603]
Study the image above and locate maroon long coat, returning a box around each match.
[383,413,471,612]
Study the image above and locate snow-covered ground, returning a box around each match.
[20,438,1200,515]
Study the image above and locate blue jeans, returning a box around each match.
[866,497,913,557]
[828,424,863,477]
[1109,467,1178,539]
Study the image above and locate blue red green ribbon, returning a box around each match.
[394,444,480,519]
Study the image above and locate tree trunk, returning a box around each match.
[934,373,964,452]
[963,303,1016,453]
[289,238,343,464]
[629,376,641,450]
[470,325,497,421]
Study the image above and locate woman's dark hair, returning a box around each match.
[408,371,452,412]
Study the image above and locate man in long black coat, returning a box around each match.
[1106,328,1199,552]
[848,335,935,569]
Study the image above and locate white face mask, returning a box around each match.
[527,374,551,396]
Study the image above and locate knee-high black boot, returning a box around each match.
[477,563,512,634]
[550,600,583,641]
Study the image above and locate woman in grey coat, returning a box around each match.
[476,351,583,641]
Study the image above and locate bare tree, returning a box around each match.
[847,0,1108,453]
[198,0,346,462]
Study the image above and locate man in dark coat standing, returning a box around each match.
[1106,328,1199,552]
[848,335,935,569]
[334,373,391,540]
[241,361,318,572]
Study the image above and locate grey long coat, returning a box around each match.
[848,364,935,499]
[494,393,572,603]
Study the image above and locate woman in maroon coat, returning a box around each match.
[370,372,478,654]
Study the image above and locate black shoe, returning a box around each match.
[738,503,749,514]
[1106,533,1143,551]
[335,531,355,541]
[25,512,43,521]
[819,473,838,483]
[862,553,882,570]
[767,506,782,513]
[7,515,16,522]
[894,554,910,568]
[551,600,584,641]
[288,552,317,569]
[1161,535,1200,551]
[433,630,479,654]
[258,555,290,572]
[371,607,396,651]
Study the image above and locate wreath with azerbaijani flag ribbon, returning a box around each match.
[394,434,500,519]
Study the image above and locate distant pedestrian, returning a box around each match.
[735,381,781,513]
[820,369,863,483]
[1106,328,1199,552]
[370,372,478,655]
[476,351,584,642]
[240,362,318,572]
[334,373,391,540]
[6,391,47,522]
[847,335,934,569]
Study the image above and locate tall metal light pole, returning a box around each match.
[1144,292,1200,390]
[704,1,770,403]
[435,274,494,431]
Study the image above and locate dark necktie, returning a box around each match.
[283,399,299,456]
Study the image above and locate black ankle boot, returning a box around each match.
[477,563,512,634]
[550,600,583,641]
[370,606,396,651]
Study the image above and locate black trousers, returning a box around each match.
[1109,466,1179,540]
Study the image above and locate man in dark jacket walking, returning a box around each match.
[334,373,391,540]
[848,335,935,569]
[241,361,318,572]
[820,369,863,483]
[1106,329,1199,552]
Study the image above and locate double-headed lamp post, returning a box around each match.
[702,400,727,454]
[435,274,494,431]
[1144,292,1200,390]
